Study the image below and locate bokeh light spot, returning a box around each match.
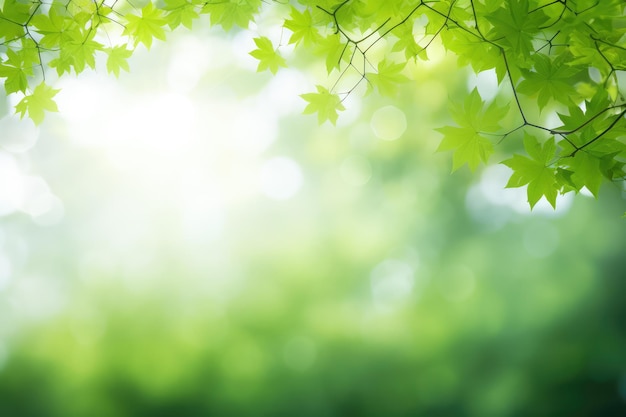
[0,116,39,153]
[370,105,407,141]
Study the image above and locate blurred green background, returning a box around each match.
[1,22,626,417]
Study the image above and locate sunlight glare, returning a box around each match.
[0,152,23,216]
[0,116,39,153]
[178,171,225,243]
[371,105,407,141]
[260,157,303,200]
[106,92,196,153]
[167,35,212,93]
[467,68,498,101]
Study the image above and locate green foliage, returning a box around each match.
[249,36,286,75]
[0,48,29,94]
[284,6,321,46]
[437,88,509,172]
[485,0,548,65]
[105,46,132,77]
[203,0,261,30]
[300,85,344,125]
[14,82,59,124]
[123,3,168,49]
[516,54,582,110]
[503,135,558,208]
[163,0,199,30]
[314,33,348,73]
[365,60,408,97]
[0,0,625,210]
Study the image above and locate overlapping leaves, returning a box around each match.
[0,0,625,210]
[503,135,559,209]
[437,89,509,172]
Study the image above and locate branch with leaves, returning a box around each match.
[0,0,624,209]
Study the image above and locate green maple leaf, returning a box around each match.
[70,38,101,73]
[502,134,559,209]
[0,48,30,94]
[204,0,260,30]
[0,0,31,41]
[517,54,582,109]
[314,34,349,74]
[557,103,587,133]
[284,7,321,46]
[486,0,548,65]
[565,151,603,197]
[0,15,24,41]
[48,54,72,76]
[49,30,102,74]
[19,39,41,74]
[440,29,507,81]
[164,0,199,29]
[15,83,60,125]
[0,63,27,94]
[436,126,494,172]
[123,3,168,49]
[67,0,97,20]
[249,37,286,75]
[567,31,601,67]
[392,23,427,61]
[301,85,345,125]
[366,60,408,97]
[30,5,67,49]
[449,88,509,131]
[105,46,132,77]
[436,88,509,171]
[556,91,617,149]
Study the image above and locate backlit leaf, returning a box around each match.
[437,88,509,171]
[301,85,345,125]
[123,3,168,49]
[502,135,559,209]
[249,36,286,75]
[105,46,132,77]
[15,82,60,125]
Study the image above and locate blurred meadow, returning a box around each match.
[1,16,626,417]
